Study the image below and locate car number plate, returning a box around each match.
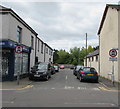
[34,75,40,77]
[87,74,94,76]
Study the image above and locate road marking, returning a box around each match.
[51,88,55,89]
[64,102,117,106]
[66,76,68,80]
[0,85,33,91]
[64,86,74,89]
[98,87,120,92]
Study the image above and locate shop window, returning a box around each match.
[17,26,22,43]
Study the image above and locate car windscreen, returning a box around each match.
[76,66,82,70]
[83,68,96,72]
[37,64,48,70]
[54,66,58,68]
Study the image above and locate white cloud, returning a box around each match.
[1,0,119,51]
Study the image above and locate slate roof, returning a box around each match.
[85,49,99,58]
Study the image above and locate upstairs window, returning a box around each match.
[38,39,39,52]
[31,36,34,49]
[17,26,22,43]
[46,47,48,54]
[41,42,43,54]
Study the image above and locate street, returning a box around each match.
[2,69,119,107]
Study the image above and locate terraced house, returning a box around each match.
[0,5,53,81]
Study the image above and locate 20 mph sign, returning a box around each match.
[15,46,22,54]
[109,49,117,57]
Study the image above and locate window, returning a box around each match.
[92,57,94,61]
[89,58,90,62]
[96,55,98,61]
[41,42,43,54]
[31,36,34,49]
[38,39,39,52]
[51,51,53,56]
[46,47,48,54]
[49,50,51,55]
[17,26,22,43]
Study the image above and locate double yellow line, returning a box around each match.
[98,87,120,92]
[0,85,33,91]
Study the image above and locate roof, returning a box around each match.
[0,5,38,36]
[98,4,120,35]
[85,49,99,58]
[44,43,53,51]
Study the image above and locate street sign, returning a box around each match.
[109,49,117,57]
[109,57,117,61]
[15,46,22,54]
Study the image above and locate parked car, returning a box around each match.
[29,62,52,81]
[54,65,59,72]
[59,65,65,69]
[51,66,56,75]
[73,65,84,76]
[70,65,75,69]
[77,67,99,82]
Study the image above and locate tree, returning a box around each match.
[53,49,59,64]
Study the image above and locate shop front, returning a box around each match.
[0,40,31,81]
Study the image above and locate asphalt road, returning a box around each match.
[2,69,119,107]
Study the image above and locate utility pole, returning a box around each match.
[85,33,87,66]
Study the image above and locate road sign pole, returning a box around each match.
[112,61,115,86]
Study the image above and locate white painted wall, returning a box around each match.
[0,14,9,39]
[99,7,118,81]
[85,56,99,72]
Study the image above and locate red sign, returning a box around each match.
[15,46,22,54]
[109,49,117,57]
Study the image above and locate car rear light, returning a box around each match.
[96,73,99,76]
[81,72,85,74]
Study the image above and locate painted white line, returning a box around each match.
[99,82,110,89]
[64,86,74,89]
[66,76,68,80]
[64,102,117,106]
[51,88,55,89]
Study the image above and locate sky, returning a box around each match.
[1,0,119,51]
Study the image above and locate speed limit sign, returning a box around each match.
[15,46,22,54]
[109,49,117,57]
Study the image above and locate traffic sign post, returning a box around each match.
[109,49,118,86]
[15,45,22,85]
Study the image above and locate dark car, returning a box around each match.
[29,62,52,81]
[73,65,84,76]
[70,65,75,69]
[54,65,59,72]
[51,66,56,75]
[77,67,99,82]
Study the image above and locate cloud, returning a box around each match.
[1,0,119,51]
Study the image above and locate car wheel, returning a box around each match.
[76,75,79,79]
[95,79,98,83]
[29,77,33,80]
[79,76,83,82]
[45,75,49,81]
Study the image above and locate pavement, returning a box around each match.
[99,76,120,91]
[0,77,33,90]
